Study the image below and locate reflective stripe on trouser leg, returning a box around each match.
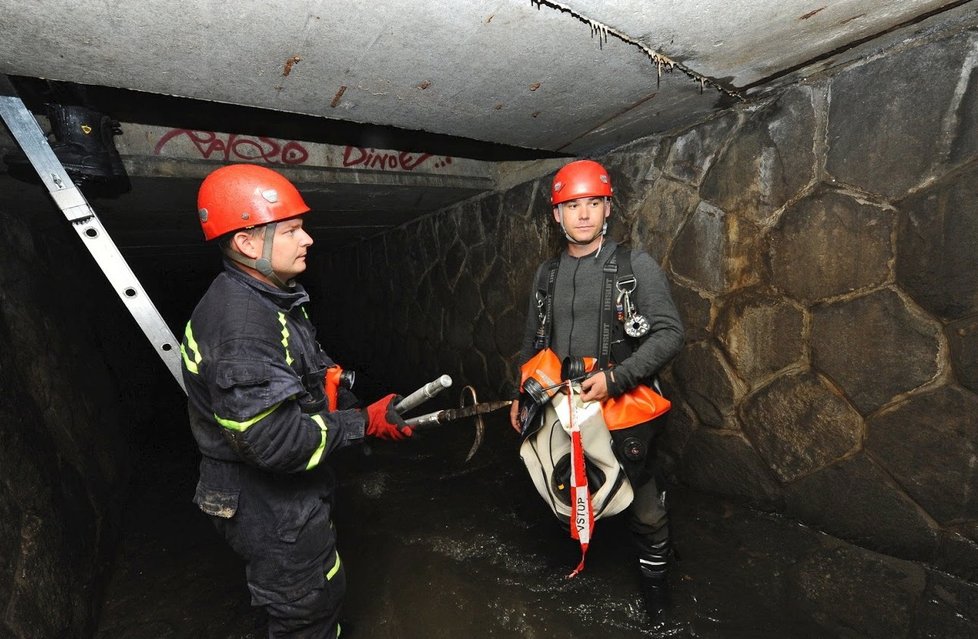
[267,548,346,639]
[638,537,671,578]
[627,474,671,576]
[628,474,672,621]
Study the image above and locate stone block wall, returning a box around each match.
[315,19,978,581]
[0,198,145,637]
[660,22,978,581]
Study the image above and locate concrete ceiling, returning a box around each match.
[1,0,974,250]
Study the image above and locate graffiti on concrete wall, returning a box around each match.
[153,130,310,164]
[153,129,455,171]
[341,146,453,170]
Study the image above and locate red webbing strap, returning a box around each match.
[566,381,594,578]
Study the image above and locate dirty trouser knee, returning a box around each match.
[213,480,345,639]
[266,552,346,639]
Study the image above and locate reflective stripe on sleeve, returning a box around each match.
[181,322,202,374]
[306,414,328,470]
[325,551,342,581]
[214,401,282,432]
[278,312,294,366]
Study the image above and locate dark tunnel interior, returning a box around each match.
[2,103,977,636]
[37,204,969,639]
[4,7,978,631]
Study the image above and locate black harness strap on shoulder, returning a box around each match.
[534,246,639,368]
[533,256,560,352]
[597,249,619,369]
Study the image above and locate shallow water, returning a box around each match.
[95,414,978,639]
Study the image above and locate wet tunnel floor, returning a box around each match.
[95,417,978,639]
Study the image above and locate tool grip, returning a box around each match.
[403,410,444,428]
[394,374,452,414]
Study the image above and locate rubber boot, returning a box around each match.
[640,567,670,623]
[638,537,672,624]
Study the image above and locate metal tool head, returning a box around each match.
[461,385,484,463]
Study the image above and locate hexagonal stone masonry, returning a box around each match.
[788,545,925,638]
[629,177,699,264]
[701,85,817,223]
[784,454,939,561]
[769,189,894,304]
[867,385,978,526]
[680,429,783,510]
[896,162,978,321]
[603,152,655,211]
[812,288,942,415]
[948,316,978,393]
[935,527,978,583]
[661,111,739,186]
[672,340,743,429]
[826,30,978,199]
[442,237,467,290]
[715,288,805,387]
[948,43,978,166]
[671,282,712,343]
[740,370,863,483]
[670,201,765,295]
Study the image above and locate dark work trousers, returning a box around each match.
[628,473,670,567]
[620,416,671,578]
[611,416,671,572]
[212,470,346,639]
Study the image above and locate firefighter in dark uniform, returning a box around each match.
[181,164,412,638]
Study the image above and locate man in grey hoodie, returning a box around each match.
[510,159,684,624]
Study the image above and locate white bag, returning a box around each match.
[519,390,633,523]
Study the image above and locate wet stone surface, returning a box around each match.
[95,416,978,639]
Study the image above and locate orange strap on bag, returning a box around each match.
[520,349,599,392]
[519,347,561,387]
[600,382,671,431]
[565,380,594,578]
[522,348,670,431]
[519,348,564,399]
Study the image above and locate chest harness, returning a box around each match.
[533,245,650,367]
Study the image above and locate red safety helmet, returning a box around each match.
[550,159,613,205]
[196,164,310,241]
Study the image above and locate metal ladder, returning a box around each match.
[0,79,186,393]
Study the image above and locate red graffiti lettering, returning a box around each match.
[281,141,308,164]
[154,129,309,165]
[341,146,438,171]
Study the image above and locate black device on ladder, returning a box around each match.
[0,76,186,393]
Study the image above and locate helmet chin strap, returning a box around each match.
[227,222,292,289]
[560,215,608,246]
[558,199,609,248]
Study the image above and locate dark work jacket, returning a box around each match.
[181,261,365,520]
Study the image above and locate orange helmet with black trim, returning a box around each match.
[196,164,310,241]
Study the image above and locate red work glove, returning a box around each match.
[363,394,414,440]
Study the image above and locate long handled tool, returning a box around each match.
[394,374,452,414]
[406,385,512,462]
[405,397,513,428]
